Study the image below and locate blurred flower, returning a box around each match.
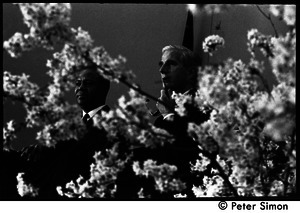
[133,160,186,193]
[3,120,17,150]
[269,5,296,26]
[4,3,72,57]
[3,3,296,198]
[17,173,39,197]
[247,29,274,58]
[268,180,284,196]
[203,35,225,56]
[193,175,224,197]
[283,5,296,26]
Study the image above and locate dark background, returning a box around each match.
[3,4,289,150]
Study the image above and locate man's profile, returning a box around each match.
[152,45,211,198]
[1,65,112,199]
[75,66,110,120]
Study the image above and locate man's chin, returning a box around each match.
[77,95,88,101]
[77,99,88,107]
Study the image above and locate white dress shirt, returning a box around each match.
[82,105,107,122]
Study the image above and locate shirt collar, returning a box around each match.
[182,88,194,95]
[82,105,107,120]
[183,89,191,95]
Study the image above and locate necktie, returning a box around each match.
[82,114,91,126]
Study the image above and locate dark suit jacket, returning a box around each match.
[152,88,211,197]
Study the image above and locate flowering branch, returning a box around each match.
[3,4,296,198]
[73,61,174,114]
[118,76,174,113]
[200,148,239,197]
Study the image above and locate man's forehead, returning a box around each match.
[77,68,100,79]
[161,50,181,61]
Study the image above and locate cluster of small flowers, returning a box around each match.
[71,27,94,53]
[198,73,228,107]
[3,71,40,104]
[3,120,17,150]
[96,89,173,149]
[35,103,87,147]
[17,3,71,29]
[268,180,285,196]
[3,32,37,58]
[270,29,296,85]
[247,29,275,58]
[171,91,194,117]
[44,27,94,84]
[191,103,234,159]
[173,193,187,198]
[4,4,134,148]
[3,5,91,148]
[191,149,264,196]
[222,59,245,85]
[253,82,295,141]
[46,33,133,88]
[191,153,211,173]
[193,175,224,197]
[133,160,186,194]
[229,162,261,196]
[90,47,135,84]
[56,176,90,198]
[17,172,39,197]
[5,4,131,90]
[202,35,225,56]
[188,50,295,196]
[4,3,296,197]
[269,5,296,26]
[4,4,72,57]
[198,58,261,110]
[58,146,126,198]
[246,23,296,145]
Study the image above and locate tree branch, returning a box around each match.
[118,76,174,113]
[256,5,279,38]
[75,61,175,114]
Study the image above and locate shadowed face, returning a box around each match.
[74,68,107,113]
[159,50,191,93]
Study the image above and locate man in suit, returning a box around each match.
[152,45,211,197]
[32,65,113,198]
[1,65,112,200]
[155,45,200,125]
[75,65,110,126]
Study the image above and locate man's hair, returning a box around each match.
[162,45,201,68]
[162,45,200,88]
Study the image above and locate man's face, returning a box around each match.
[74,69,104,112]
[159,50,190,93]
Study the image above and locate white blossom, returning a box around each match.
[203,35,225,56]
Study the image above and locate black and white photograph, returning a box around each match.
[2,3,297,204]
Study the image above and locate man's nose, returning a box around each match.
[159,63,168,74]
[75,86,80,94]
[75,82,85,93]
[78,81,87,89]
